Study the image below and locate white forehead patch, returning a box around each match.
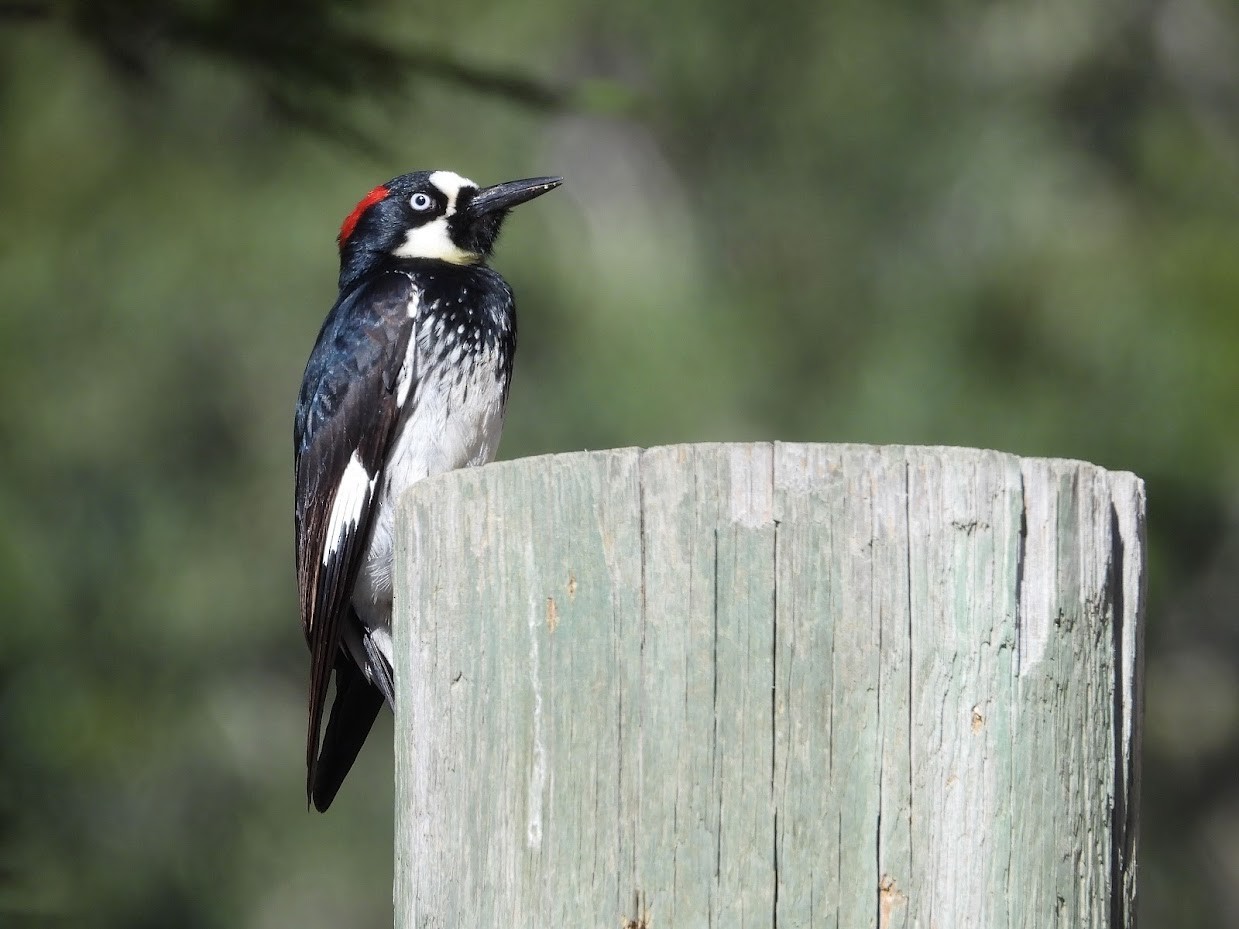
[428,170,478,216]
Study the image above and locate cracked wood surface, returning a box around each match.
[393,443,1145,928]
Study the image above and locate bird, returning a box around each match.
[293,169,561,811]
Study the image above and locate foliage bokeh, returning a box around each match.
[2,0,1238,925]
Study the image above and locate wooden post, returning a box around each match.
[393,443,1145,928]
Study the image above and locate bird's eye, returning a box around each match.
[410,193,434,212]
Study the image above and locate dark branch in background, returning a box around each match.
[403,50,564,109]
[0,1,51,21]
[1,0,567,146]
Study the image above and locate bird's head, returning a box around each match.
[336,170,562,289]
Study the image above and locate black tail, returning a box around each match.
[310,656,385,812]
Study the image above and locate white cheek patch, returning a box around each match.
[323,451,378,565]
[392,217,480,265]
[428,170,477,217]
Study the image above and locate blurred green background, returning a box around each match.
[2,0,1237,926]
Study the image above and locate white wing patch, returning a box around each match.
[322,451,378,565]
[395,284,422,407]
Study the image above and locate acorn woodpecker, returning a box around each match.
[294,169,561,811]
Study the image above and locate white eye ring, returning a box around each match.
[410,192,434,211]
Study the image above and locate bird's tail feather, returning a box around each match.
[310,657,384,812]
[362,630,397,709]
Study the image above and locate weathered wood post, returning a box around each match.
[393,443,1144,928]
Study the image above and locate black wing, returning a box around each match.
[294,270,418,806]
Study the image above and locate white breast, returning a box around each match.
[351,338,508,631]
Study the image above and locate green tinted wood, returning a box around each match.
[393,444,1144,928]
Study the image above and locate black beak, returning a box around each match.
[467,176,562,218]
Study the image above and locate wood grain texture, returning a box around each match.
[393,443,1145,928]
